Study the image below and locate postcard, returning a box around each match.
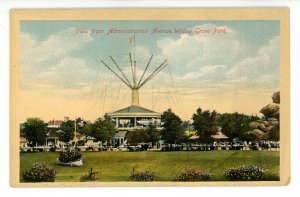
[10,8,290,187]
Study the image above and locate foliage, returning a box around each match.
[181,121,190,131]
[127,129,149,146]
[161,109,184,143]
[59,120,75,143]
[23,117,47,147]
[80,167,100,182]
[104,113,112,121]
[192,108,218,143]
[242,132,260,141]
[269,126,280,141]
[77,140,85,146]
[145,124,160,144]
[58,150,82,163]
[217,112,260,140]
[130,168,154,181]
[22,162,56,182]
[172,169,212,181]
[78,122,93,137]
[92,118,115,143]
[224,164,267,181]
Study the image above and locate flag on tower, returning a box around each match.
[129,36,135,44]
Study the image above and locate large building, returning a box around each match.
[107,105,162,131]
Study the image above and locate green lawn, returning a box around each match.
[20,151,279,182]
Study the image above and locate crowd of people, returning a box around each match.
[160,140,280,152]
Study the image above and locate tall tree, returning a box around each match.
[23,117,47,147]
[59,120,75,143]
[126,129,149,146]
[145,123,160,145]
[79,122,93,137]
[192,108,218,143]
[92,118,115,143]
[161,109,184,144]
[217,112,259,139]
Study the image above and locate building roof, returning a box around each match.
[48,120,63,126]
[211,134,229,139]
[108,105,161,118]
[115,106,157,113]
[189,135,199,140]
[47,120,63,129]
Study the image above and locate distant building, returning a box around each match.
[47,120,63,129]
[20,123,27,147]
[45,120,63,146]
[113,131,127,147]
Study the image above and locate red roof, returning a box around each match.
[189,135,199,140]
[48,120,63,126]
[211,134,228,139]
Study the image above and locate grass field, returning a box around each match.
[20,151,279,182]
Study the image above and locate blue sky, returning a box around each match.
[20,20,280,120]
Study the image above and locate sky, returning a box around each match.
[19,20,280,121]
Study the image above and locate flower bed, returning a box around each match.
[172,169,212,181]
[130,168,154,181]
[57,150,83,166]
[224,164,267,181]
[22,162,56,182]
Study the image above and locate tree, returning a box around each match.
[92,118,115,143]
[79,122,93,137]
[181,121,190,131]
[217,112,259,140]
[268,126,279,141]
[145,124,160,145]
[104,113,112,122]
[161,109,184,144]
[126,129,149,146]
[192,108,218,143]
[59,120,75,143]
[23,117,47,147]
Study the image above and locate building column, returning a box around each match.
[134,117,137,128]
[116,118,119,128]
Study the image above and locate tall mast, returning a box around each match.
[101,34,167,107]
[133,34,137,88]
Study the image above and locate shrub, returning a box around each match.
[130,168,154,181]
[58,150,82,163]
[172,169,212,181]
[50,145,56,152]
[22,162,56,182]
[224,164,267,181]
[80,167,100,182]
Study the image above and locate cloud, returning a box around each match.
[21,28,93,71]
[157,24,241,74]
[155,24,279,97]
[226,36,279,84]
[20,28,94,91]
